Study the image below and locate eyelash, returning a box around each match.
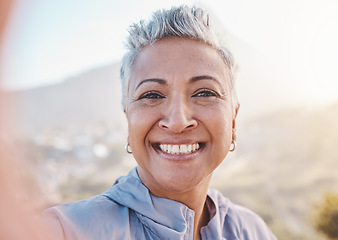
[192,89,219,98]
[139,91,165,100]
[138,89,220,101]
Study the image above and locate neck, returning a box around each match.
[139,168,213,239]
[169,174,212,240]
[193,200,209,240]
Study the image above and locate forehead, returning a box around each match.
[129,37,230,85]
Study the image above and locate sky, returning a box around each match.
[1,0,338,104]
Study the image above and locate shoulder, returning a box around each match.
[208,189,277,240]
[46,194,123,220]
[227,204,277,239]
[38,194,130,240]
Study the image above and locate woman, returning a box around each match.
[40,5,277,240]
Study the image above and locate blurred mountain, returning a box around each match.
[3,63,125,135]
[212,102,338,240]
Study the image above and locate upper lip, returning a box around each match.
[155,142,200,145]
[151,138,204,145]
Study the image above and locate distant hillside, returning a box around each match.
[3,63,125,135]
[211,102,338,240]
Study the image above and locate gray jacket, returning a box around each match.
[39,168,277,239]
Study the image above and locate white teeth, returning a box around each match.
[180,144,187,154]
[172,145,179,154]
[159,143,200,154]
[162,144,168,152]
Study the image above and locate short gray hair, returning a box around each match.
[120,5,238,109]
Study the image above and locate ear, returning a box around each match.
[232,104,240,141]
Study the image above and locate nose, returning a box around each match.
[158,97,198,133]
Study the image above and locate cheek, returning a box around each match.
[203,104,233,128]
[127,113,147,165]
[127,107,157,149]
[204,106,233,145]
[127,110,144,143]
[211,114,233,165]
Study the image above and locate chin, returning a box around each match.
[154,170,211,195]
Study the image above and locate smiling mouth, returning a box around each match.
[155,143,204,155]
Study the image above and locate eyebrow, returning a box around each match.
[190,75,219,83]
[135,75,221,90]
[135,78,166,90]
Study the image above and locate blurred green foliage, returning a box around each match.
[313,192,338,239]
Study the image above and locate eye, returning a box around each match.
[139,91,165,100]
[192,89,219,98]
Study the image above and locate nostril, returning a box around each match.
[159,122,168,129]
[187,122,197,129]
[158,118,198,132]
[158,103,198,132]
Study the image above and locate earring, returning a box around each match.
[125,143,132,154]
[229,140,236,152]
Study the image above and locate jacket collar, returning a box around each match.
[102,167,229,239]
[102,167,195,239]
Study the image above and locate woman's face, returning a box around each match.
[125,37,237,198]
